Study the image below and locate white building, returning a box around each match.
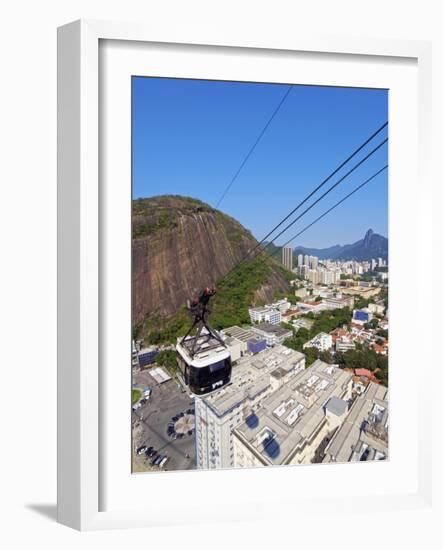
[335,337,356,353]
[323,382,389,463]
[233,360,353,467]
[251,323,292,346]
[297,254,303,267]
[248,307,281,325]
[303,332,333,352]
[222,335,245,362]
[323,295,354,310]
[282,247,293,271]
[295,287,308,299]
[307,269,319,285]
[195,346,305,469]
[319,268,339,285]
[271,298,291,313]
[368,302,385,315]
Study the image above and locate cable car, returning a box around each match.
[176,288,232,395]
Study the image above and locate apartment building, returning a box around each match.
[248,306,281,325]
[282,247,293,271]
[233,360,353,467]
[195,346,305,469]
[251,322,292,346]
[323,382,389,463]
[303,332,333,352]
[323,295,355,310]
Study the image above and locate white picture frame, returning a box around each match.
[57,19,434,531]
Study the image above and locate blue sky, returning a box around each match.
[132,77,388,248]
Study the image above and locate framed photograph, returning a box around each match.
[58,20,433,531]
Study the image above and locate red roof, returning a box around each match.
[355,368,373,377]
[354,368,380,383]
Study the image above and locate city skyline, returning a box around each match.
[132,77,388,248]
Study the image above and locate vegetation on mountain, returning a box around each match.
[139,255,291,344]
[132,195,290,339]
[210,256,272,329]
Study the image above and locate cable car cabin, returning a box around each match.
[176,333,232,396]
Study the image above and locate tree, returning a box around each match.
[148,331,162,345]
[318,350,333,364]
[280,322,295,335]
[155,349,177,370]
[304,347,320,366]
[363,320,378,330]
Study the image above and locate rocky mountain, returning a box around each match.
[132,196,290,331]
[293,229,388,261]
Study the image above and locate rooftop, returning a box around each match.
[253,323,292,337]
[325,396,348,417]
[200,345,305,417]
[221,325,257,344]
[233,360,353,465]
[179,331,226,359]
[323,382,389,463]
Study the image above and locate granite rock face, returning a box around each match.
[132,195,289,324]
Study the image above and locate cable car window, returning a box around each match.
[209,359,227,373]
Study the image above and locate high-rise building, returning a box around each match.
[311,256,319,269]
[195,346,305,469]
[307,269,319,285]
[282,246,293,271]
[316,267,340,285]
[233,360,354,467]
[297,254,303,267]
[304,254,310,266]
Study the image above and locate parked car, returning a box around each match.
[159,456,169,468]
[150,453,159,465]
[136,446,148,455]
[153,455,163,466]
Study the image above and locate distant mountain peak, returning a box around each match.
[363,228,374,247]
[293,229,388,261]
